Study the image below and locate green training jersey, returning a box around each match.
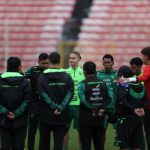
[66,67,85,105]
[96,69,118,111]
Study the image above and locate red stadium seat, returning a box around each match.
[76,0,150,69]
[0,0,76,72]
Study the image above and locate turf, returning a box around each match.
[25,125,118,150]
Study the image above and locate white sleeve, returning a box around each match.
[128,77,137,82]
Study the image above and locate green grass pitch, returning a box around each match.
[25,125,118,150]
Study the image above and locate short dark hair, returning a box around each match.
[118,65,133,78]
[141,47,150,59]
[130,57,143,66]
[70,51,81,59]
[7,57,21,72]
[38,53,48,61]
[102,54,114,62]
[49,52,60,64]
[83,61,96,75]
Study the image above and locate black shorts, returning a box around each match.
[115,116,143,149]
[66,106,79,131]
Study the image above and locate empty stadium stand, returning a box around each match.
[76,0,150,69]
[0,0,150,71]
[0,0,76,72]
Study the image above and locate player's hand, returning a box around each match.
[139,108,145,116]
[7,112,15,120]
[134,108,144,117]
[116,77,129,83]
[97,109,104,117]
[54,109,61,116]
